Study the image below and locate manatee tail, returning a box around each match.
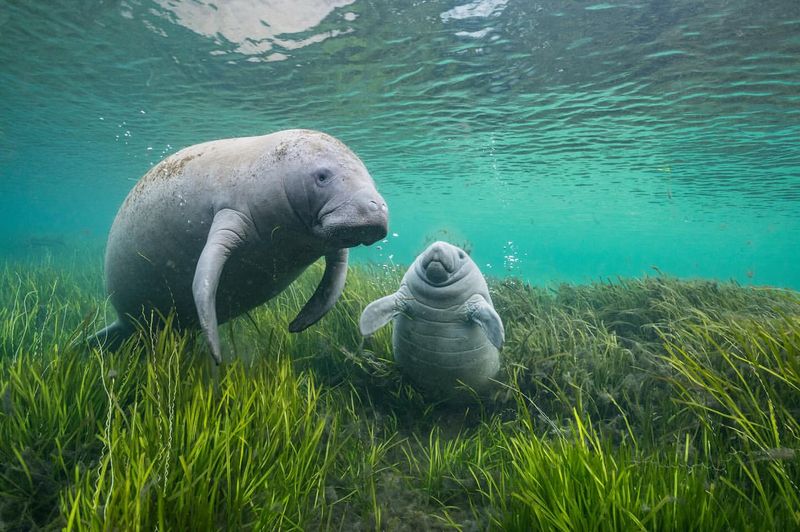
[82,320,133,351]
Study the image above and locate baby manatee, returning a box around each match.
[360,241,504,399]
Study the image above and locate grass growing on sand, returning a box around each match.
[1,254,799,530]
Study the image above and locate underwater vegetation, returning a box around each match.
[1,254,799,531]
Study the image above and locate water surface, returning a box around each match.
[1,0,798,286]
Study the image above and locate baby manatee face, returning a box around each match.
[277,131,388,248]
[414,241,471,286]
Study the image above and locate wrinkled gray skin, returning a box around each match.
[360,241,504,397]
[91,129,388,364]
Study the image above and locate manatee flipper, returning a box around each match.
[465,295,505,350]
[84,319,133,351]
[289,248,349,333]
[359,293,402,336]
[192,208,254,365]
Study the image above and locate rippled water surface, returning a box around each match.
[2,0,799,286]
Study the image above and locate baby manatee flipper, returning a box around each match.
[359,292,403,336]
[192,208,255,365]
[84,320,132,351]
[464,294,505,350]
[289,248,349,333]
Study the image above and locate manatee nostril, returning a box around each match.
[368,200,379,211]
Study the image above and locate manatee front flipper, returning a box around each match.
[192,208,255,365]
[84,319,132,351]
[359,290,406,336]
[289,248,349,333]
[464,295,505,350]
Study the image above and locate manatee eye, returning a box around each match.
[314,168,333,186]
[458,251,466,259]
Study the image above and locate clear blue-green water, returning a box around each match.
[2,0,799,287]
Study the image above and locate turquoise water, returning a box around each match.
[2,0,799,287]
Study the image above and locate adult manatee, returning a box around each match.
[359,241,503,398]
[92,129,388,364]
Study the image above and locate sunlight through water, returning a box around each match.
[1,0,799,286]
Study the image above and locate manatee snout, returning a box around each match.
[321,187,388,246]
[358,192,389,243]
[425,262,449,284]
[420,241,462,283]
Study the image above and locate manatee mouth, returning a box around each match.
[421,253,457,285]
[316,195,388,247]
[352,224,387,246]
[417,241,469,286]
[425,260,450,284]
[316,218,387,247]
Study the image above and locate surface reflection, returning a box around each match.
[154,0,356,60]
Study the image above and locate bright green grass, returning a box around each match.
[1,254,799,530]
